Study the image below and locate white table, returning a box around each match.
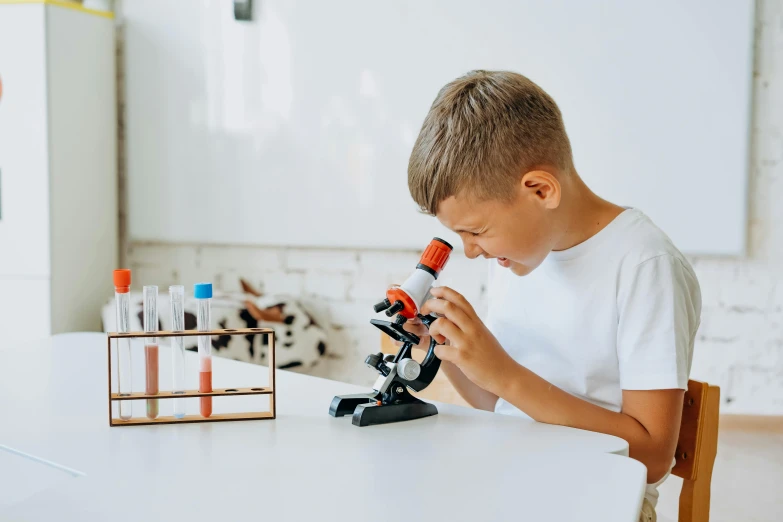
[0,333,646,521]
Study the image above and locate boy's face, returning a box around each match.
[436,171,562,276]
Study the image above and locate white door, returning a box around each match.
[0,4,51,278]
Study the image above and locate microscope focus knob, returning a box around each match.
[385,300,405,317]
[397,358,421,381]
[365,353,383,368]
[373,299,392,313]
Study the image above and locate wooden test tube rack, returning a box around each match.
[107,328,276,426]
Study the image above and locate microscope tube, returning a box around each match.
[169,285,186,418]
[113,269,133,420]
[143,285,159,420]
[195,283,213,417]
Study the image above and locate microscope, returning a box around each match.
[328,237,453,426]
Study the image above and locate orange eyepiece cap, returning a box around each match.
[418,237,453,275]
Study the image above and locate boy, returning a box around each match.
[403,70,701,522]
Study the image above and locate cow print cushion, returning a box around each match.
[101,292,328,371]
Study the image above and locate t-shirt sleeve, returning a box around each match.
[616,254,701,390]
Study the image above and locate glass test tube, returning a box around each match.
[195,283,213,417]
[113,269,133,420]
[143,285,159,420]
[169,285,186,418]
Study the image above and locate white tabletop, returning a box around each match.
[0,333,645,521]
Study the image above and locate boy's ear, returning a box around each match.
[520,170,561,209]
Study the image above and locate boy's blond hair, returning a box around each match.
[408,70,574,215]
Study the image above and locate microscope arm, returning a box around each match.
[402,335,441,392]
[371,313,443,392]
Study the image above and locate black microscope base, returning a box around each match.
[329,393,438,427]
[329,393,378,418]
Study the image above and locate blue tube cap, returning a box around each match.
[194,283,213,299]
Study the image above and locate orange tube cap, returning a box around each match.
[114,269,131,293]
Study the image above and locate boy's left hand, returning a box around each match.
[421,286,517,395]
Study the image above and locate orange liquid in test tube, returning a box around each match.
[143,286,160,420]
[200,356,212,417]
[145,344,159,418]
[195,283,213,418]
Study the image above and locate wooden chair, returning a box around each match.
[672,380,721,522]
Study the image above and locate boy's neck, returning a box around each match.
[552,173,625,252]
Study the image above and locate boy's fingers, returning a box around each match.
[428,317,463,346]
[433,343,457,363]
[429,286,475,315]
[394,335,429,346]
[421,298,472,332]
[404,322,428,332]
[412,337,432,350]
[402,323,429,338]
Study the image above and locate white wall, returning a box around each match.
[120,0,783,412]
[120,0,754,255]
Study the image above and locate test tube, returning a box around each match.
[195,283,213,417]
[169,285,186,419]
[113,269,133,420]
[143,285,159,420]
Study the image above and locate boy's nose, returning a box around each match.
[464,242,484,260]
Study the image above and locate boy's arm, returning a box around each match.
[439,361,499,411]
[423,286,684,484]
[501,365,683,483]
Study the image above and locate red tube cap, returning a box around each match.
[113,269,131,293]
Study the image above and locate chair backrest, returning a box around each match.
[672,380,720,522]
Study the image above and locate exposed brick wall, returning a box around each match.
[123,242,485,386]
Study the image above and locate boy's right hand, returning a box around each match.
[397,315,431,349]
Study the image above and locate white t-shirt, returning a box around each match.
[486,208,701,508]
